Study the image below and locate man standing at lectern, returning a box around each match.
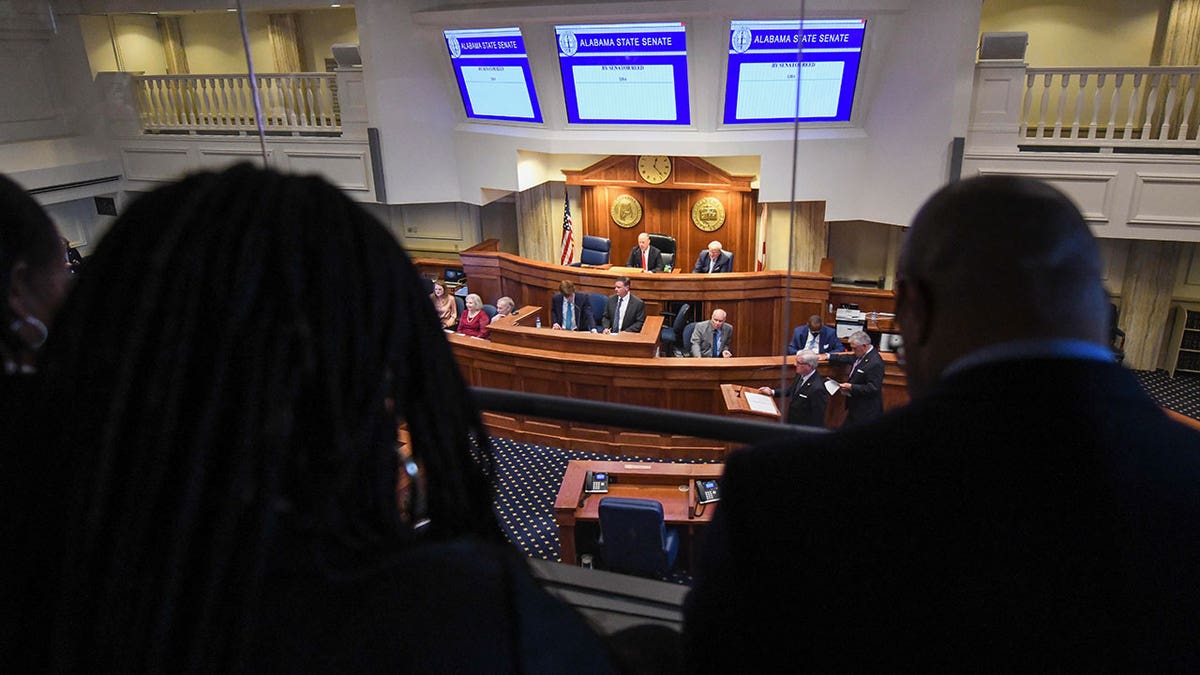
[683,175,1200,671]
[602,276,645,333]
[759,350,827,427]
[627,233,664,273]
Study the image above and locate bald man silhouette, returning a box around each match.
[685,175,1200,671]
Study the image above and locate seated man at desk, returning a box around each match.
[602,276,646,334]
[550,280,594,331]
[494,296,515,319]
[693,240,732,274]
[627,233,664,273]
[788,314,841,354]
[691,309,733,358]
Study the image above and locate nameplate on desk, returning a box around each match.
[622,464,653,470]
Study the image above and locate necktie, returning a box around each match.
[565,301,573,330]
[642,251,647,271]
[709,258,716,273]
[615,297,623,332]
[713,330,720,357]
[807,331,818,351]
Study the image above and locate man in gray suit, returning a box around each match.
[691,308,733,358]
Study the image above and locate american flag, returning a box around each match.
[559,192,575,265]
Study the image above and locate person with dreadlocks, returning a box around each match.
[38,165,617,674]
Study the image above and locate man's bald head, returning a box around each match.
[896,175,1109,397]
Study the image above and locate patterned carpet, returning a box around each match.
[1134,369,1200,420]
[486,436,712,564]
[487,368,1198,584]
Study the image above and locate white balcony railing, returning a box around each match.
[133,73,341,135]
[1021,67,1200,148]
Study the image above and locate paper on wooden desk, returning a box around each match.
[744,390,778,414]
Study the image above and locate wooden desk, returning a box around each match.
[451,334,907,417]
[460,242,833,357]
[554,460,723,567]
[489,306,663,358]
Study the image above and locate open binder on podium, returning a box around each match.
[720,383,781,420]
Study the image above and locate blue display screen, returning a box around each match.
[444,27,542,123]
[555,22,690,125]
[723,19,866,125]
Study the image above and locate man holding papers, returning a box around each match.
[758,350,828,427]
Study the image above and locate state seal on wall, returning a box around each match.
[691,197,726,232]
[610,194,643,229]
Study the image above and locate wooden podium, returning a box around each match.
[720,383,780,420]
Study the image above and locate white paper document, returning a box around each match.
[744,390,778,415]
[824,379,841,396]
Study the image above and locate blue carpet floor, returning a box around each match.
[487,368,1197,585]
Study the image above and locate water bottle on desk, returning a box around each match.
[535,316,542,329]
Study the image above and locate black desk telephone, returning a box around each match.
[695,478,720,504]
[584,471,610,493]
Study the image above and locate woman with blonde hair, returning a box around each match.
[457,292,490,338]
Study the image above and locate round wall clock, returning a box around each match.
[637,155,672,185]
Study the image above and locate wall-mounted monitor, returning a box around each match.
[554,22,690,125]
[723,19,866,125]
[444,27,542,123]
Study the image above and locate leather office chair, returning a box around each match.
[454,294,466,317]
[598,497,679,578]
[681,322,698,355]
[482,304,497,319]
[589,293,607,329]
[660,303,690,356]
[648,233,676,269]
[573,235,611,266]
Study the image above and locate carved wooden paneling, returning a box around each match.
[565,156,759,272]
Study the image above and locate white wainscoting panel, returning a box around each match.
[121,148,192,182]
[281,150,371,192]
[196,148,273,171]
[0,39,68,141]
[1128,173,1200,229]
[975,168,1117,224]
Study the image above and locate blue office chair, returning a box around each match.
[598,497,679,578]
[482,304,497,319]
[660,303,690,356]
[454,294,465,317]
[573,235,611,266]
[681,322,698,355]
[588,293,607,329]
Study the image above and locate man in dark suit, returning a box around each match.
[690,308,733,358]
[626,233,664,273]
[550,280,594,332]
[786,314,841,354]
[692,240,732,273]
[822,330,884,427]
[758,350,828,427]
[601,276,645,333]
[683,175,1200,671]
